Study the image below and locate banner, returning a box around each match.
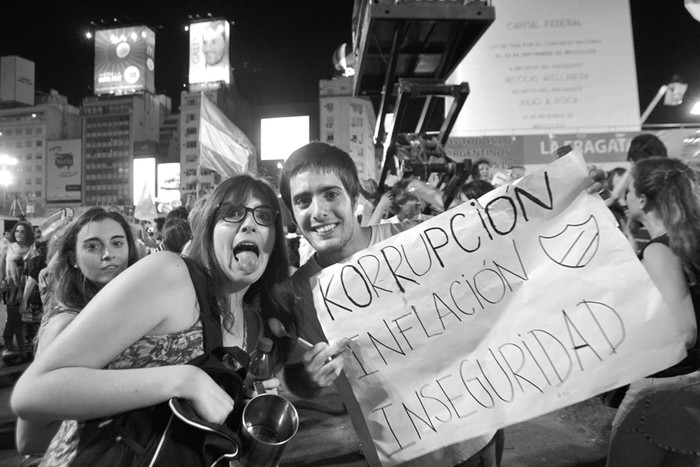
[313,151,685,465]
[198,93,253,178]
[448,0,639,135]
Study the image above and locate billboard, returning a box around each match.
[94,26,155,95]
[260,116,309,161]
[46,139,82,202]
[157,162,181,204]
[448,0,639,135]
[188,19,230,84]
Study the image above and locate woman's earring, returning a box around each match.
[73,264,79,269]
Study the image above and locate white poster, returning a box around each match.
[188,20,230,85]
[46,139,82,203]
[314,151,685,465]
[448,0,640,135]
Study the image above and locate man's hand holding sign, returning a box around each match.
[311,151,686,466]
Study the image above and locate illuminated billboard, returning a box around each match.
[188,19,230,84]
[260,116,310,161]
[157,162,181,204]
[46,139,82,202]
[94,26,155,95]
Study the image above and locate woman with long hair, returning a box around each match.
[12,175,295,465]
[607,157,700,466]
[0,220,35,364]
[15,207,139,459]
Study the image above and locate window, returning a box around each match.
[25,179,31,185]
[5,129,12,136]
[185,127,197,136]
[26,154,32,160]
[36,127,43,135]
[36,141,42,147]
[35,178,41,184]
[186,113,196,122]
[186,141,197,148]
[25,128,32,135]
[36,165,42,172]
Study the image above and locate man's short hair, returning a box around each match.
[279,142,360,212]
[627,134,667,162]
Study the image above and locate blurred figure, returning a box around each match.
[473,158,492,181]
[381,179,432,224]
[0,221,35,364]
[607,157,700,466]
[356,179,380,226]
[165,206,190,222]
[285,223,301,271]
[459,179,495,204]
[627,133,668,162]
[509,165,526,182]
[605,167,628,228]
[161,218,192,254]
[18,240,49,355]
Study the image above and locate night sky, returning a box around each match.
[1,1,700,124]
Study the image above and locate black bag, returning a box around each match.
[72,257,246,467]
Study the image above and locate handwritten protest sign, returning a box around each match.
[313,151,686,466]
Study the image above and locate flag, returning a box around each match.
[134,181,158,222]
[687,0,700,21]
[40,207,73,243]
[198,92,254,178]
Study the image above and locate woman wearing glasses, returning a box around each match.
[12,174,296,464]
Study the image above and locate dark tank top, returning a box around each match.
[641,235,700,377]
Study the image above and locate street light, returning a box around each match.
[0,155,18,216]
[640,75,688,124]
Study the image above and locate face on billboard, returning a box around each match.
[202,25,227,67]
[94,26,156,95]
[189,20,230,84]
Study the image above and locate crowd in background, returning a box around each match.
[0,134,698,467]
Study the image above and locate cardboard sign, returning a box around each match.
[313,151,685,466]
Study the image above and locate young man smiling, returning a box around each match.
[279,142,499,466]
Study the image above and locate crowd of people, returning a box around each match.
[1,135,698,466]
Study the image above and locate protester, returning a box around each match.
[380,179,433,224]
[605,167,628,228]
[278,141,499,466]
[161,217,192,254]
[473,158,492,181]
[0,221,36,364]
[607,157,700,466]
[18,239,49,355]
[15,207,139,461]
[12,174,296,464]
[459,179,495,204]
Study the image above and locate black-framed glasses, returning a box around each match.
[222,206,277,226]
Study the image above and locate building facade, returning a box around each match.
[0,89,80,216]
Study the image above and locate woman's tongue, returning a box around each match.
[236,251,259,274]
